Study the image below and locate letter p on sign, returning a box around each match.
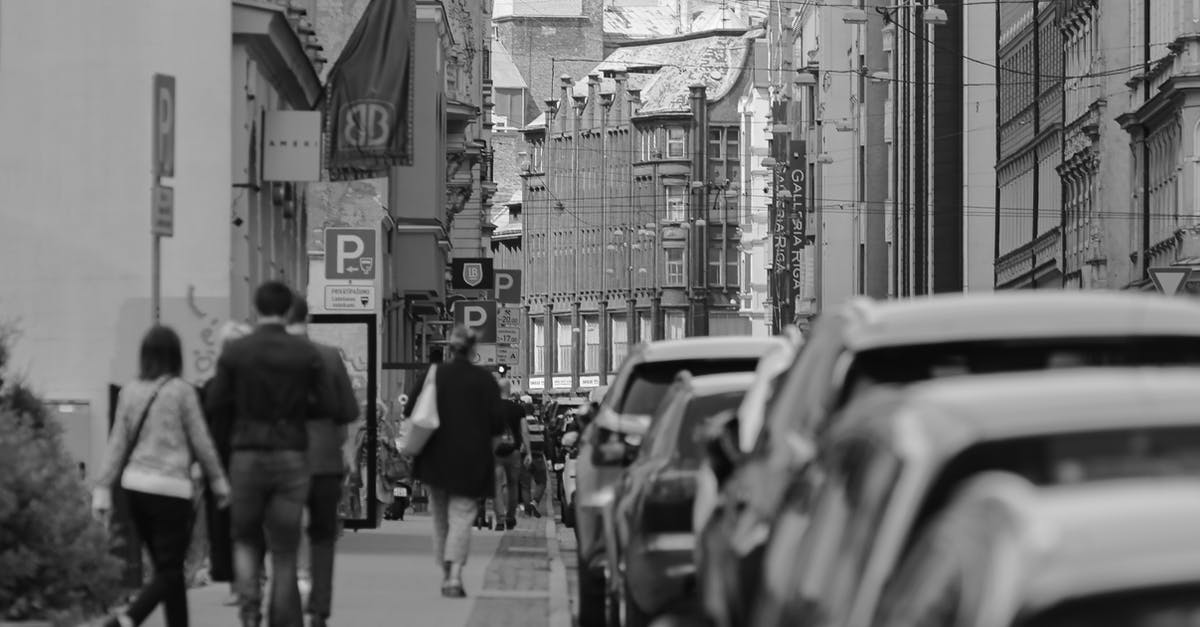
[153,74,175,178]
[453,301,497,343]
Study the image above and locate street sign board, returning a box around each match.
[495,269,522,303]
[579,375,600,388]
[324,228,377,280]
[529,378,545,391]
[497,329,519,345]
[152,185,174,237]
[453,300,497,343]
[552,376,572,390]
[1149,267,1192,295]
[325,285,375,310]
[263,111,322,182]
[451,258,494,290]
[472,343,498,365]
[153,74,175,179]
[497,344,519,364]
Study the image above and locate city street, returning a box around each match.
[142,513,573,627]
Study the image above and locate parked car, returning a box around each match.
[749,367,1200,627]
[605,371,755,627]
[573,336,788,627]
[874,471,1200,627]
[702,291,1200,627]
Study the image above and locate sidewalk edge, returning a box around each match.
[546,517,573,627]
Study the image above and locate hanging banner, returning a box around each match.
[785,139,807,322]
[322,0,416,180]
[769,101,788,334]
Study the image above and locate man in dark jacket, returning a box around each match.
[286,296,358,627]
[205,282,340,627]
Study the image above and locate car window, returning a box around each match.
[1015,584,1200,627]
[615,359,760,415]
[640,387,687,460]
[666,390,747,460]
[787,436,904,624]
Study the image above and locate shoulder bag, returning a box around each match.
[400,365,440,457]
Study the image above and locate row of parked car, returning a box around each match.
[565,290,1200,627]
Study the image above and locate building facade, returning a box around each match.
[521,32,753,396]
[0,0,321,474]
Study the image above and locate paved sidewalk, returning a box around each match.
[139,510,572,627]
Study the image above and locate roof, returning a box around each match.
[572,33,751,114]
[689,5,751,31]
[833,291,1200,351]
[604,5,681,39]
[635,335,788,364]
[833,368,1200,461]
[490,38,527,90]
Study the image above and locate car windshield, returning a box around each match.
[616,359,760,415]
[675,391,748,459]
[1016,584,1200,627]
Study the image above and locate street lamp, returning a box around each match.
[844,3,949,26]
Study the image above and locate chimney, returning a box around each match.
[559,74,574,133]
[587,73,602,129]
[613,67,629,126]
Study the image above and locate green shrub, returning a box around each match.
[0,329,122,625]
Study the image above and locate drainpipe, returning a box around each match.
[689,83,709,336]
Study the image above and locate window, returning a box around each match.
[556,318,573,374]
[610,315,628,371]
[664,310,686,339]
[727,240,740,285]
[641,129,659,161]
[707,127,741,184]
[664,247,685,285]
[666,127,686,158]
[532,319,546,374]
[639,312,654,345]
[665,185,687,221]
[583,316,600,373]
[708,243,723,285]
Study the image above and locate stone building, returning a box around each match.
[520,31,755,396]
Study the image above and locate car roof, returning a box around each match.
[632,336,789,363]
[683,371,757,395]
[833,292,1200,351]
[828,367,1200,459]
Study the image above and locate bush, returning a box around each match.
[0,328,123,625]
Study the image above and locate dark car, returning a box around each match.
[607,371,754,627]
[573,336,787,627]
[701,291,1200,627]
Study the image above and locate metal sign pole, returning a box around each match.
[152,232,161,324]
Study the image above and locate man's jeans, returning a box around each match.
[495,451,523,520]
[520,454,549,506]
[230,450,309,627]
[306,474,342,620]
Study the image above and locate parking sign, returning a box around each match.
[453,300,497,343]
[495,269,522,304]
[324,228,376,280]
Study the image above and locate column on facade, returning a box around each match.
[688,83,710,337]
[570,302,582,390]
[543,305,554,391]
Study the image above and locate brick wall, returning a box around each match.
[492,130,524,207]
[493,7,603,112]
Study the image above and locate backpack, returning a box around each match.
[380,439,410,484]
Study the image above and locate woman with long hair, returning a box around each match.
[93,326,230,627]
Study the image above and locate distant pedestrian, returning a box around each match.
[204,281,340,627]
[286,295,359,627]
[93,325,230,627]
[409,325,505,597]
[493,379,529,529]
[519,400,549,518]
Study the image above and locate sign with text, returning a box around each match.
[153,74,175,179]
[451,258,494,290]
[453,300,497,343]
[325,285,375,310]
[495,269,522,303]
[579,375,600,388]
[152,185,174,237]
[529,377,545,391]
[552,376,573,390]
[768,100,788,334]
[786,139,808,311]
[472,344,497,365]
[264,111,322,182]
[324,228,377,281]
[497,344,519,364]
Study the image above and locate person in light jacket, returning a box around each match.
[93,325,230,627]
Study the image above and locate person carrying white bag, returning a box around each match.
[401,325,508,597]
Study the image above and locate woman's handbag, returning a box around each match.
[400,365,440,457]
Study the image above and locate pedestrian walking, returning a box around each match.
[286,296,359,627]
[408,325,506,597]
[519,401,549,518]
[204,281,340,627]
[493,378,529,530]
[93,325,230,627]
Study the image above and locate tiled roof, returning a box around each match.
[490,38,528,90]
[604,5,681,39]
[490,194,523,237]
[689,5,752,31]
[573,33,750,114]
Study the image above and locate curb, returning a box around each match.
[546,516,573,627]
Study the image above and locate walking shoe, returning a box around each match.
[527,501,541,518]
[441,580,467,598]
[493,519,506,531]
[308,615,327,627]
[506,516,518,529]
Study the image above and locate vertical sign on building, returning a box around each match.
[769,101,789,334]
[785,139,807,324]
[151,73,176,325]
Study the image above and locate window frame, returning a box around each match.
[664,184,687,222]
[555,318,573,374]
[664,245,686,286]
[666,126,686,159]
[532,319,546,375]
